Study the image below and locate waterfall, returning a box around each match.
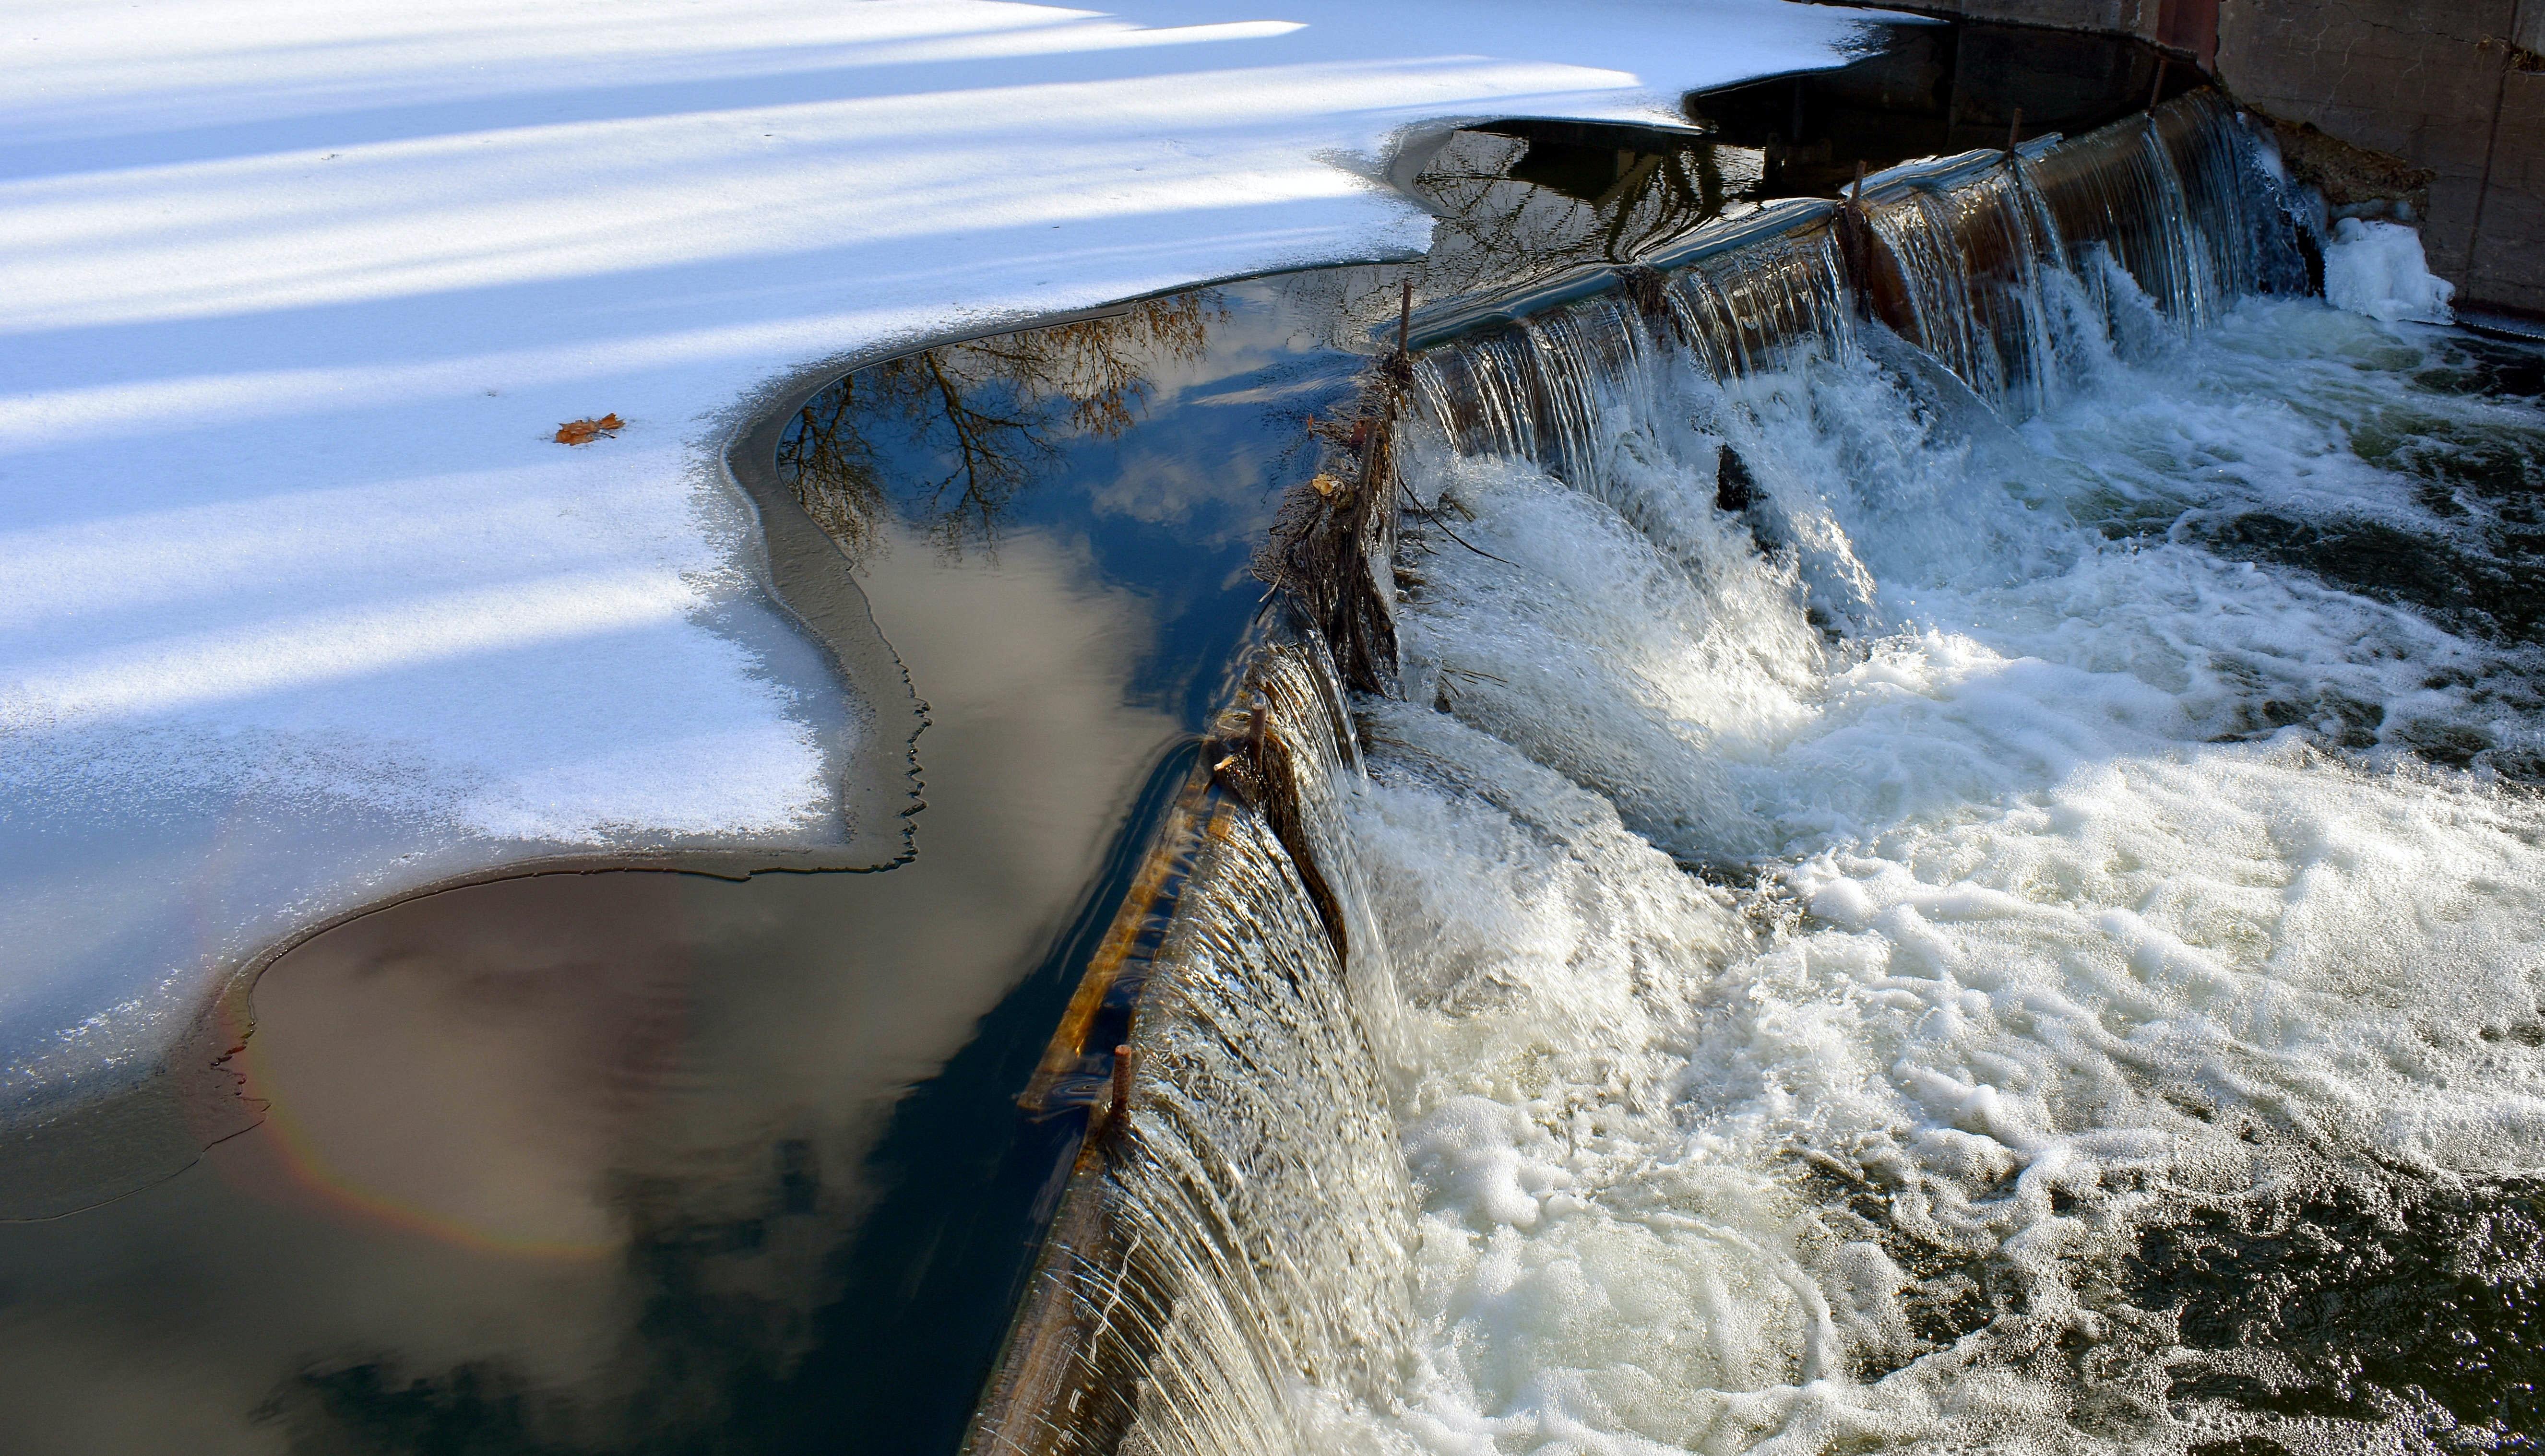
[967,640,1416,1456]
[1413,90,2308,468]
[968,90,2545,1454]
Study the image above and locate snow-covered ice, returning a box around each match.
[0,2,1883,1119]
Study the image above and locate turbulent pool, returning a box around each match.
[1357,260,2545,1456]
[976,95,2545,1456]
[2,31,2536,1456]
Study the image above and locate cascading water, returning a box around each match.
[972,91,2545,1455]
[968,643,1419,1456]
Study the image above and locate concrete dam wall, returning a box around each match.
[1880,0,2545,315]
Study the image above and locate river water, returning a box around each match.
[972,92,2545,1456]
[1347,277,2545,1455]
[3,26,2538,1455]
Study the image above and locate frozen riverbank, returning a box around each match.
[0,0,1886,1145]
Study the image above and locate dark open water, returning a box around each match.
[5,17,2536,1456]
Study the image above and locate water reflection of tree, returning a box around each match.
[1279,131,1759,353]
[779,293,1219,565]
[778,136,1745,566]
[1426,129,1741,280]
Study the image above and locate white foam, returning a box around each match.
[1340,293,2545,1449]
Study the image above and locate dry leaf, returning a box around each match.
[554,414,624,445]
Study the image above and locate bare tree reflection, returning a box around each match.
[776,389,889,569]
[779,133,1750,568]
[779,293,1220,565]
[1277,130,1762,353]
[1427,127,1742,279]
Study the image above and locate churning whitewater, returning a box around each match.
[1354,295,2545,1454]
[1341,134,2545,1456]
[974,96,2545,1456]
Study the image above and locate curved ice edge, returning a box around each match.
[0,354,943,1222]
[0,258,1444,1221]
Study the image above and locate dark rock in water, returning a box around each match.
[2126,1172,2545,1446]
[2254,112,2434,222]
[1715,444,1757,513]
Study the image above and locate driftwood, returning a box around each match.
[1250,285,1416,696]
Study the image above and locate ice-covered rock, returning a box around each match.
[2323,216,2456,324]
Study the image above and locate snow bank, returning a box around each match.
[2323,216,2456,324]
[0,2,1883,1118]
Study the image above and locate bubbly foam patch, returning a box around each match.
[1338,298,2545,1451]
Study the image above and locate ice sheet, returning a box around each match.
[0,3,1884,1117]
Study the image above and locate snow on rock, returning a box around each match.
[0,0,1881,1113]
[2323,216,2457,325]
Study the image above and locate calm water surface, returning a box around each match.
[0,278,1368,1454]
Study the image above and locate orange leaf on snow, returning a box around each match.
[553,413,624,445]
